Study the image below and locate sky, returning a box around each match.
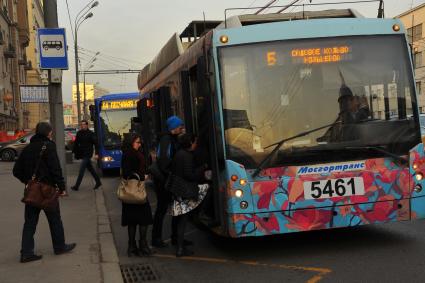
[57,0,425,104]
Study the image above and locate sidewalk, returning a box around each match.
[0,161,122,283]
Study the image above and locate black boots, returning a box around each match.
[127,225,139,257]
[127,241,140,257]
[139,240,154,256]
[139,226,154,256]
[176,247,194,257]
[127,225,154,257]
[127,241,154,257]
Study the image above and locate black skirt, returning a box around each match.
[121,201,153,226]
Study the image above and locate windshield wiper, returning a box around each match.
[252,120,341,177]
[345,146,408,164]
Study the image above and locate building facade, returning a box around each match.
[63,103,73,126]
[25,0,48,130]
[398,4,425,113]
[0,0,30,131]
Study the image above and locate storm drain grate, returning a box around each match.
[120,263,158,282]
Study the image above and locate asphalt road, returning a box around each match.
[100,172,425,283]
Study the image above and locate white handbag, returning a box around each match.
[117,173,147,204]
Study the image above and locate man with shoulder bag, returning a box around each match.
[13,122,76,263]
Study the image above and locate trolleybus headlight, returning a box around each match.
[235,189,243,198]
[413,163,419,170]
[220,35,229,44]
[392,24,400,32]
[231,175,238,182]
[415,184,423,192]
[240,201,249,209]
[239,179,247,186]
[415,172,424,181]
[102,156,114,162]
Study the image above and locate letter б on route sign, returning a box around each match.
[37,28,69,69]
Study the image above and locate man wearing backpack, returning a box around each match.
[151,116,188,248]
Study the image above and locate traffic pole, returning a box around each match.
[43,0,67,187]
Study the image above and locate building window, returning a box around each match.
[408,24,423,43]
[417,81,422,95]
[415,51,423,68]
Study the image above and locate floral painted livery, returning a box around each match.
[225,143,425,237]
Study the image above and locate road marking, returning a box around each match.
[153,253,332,283]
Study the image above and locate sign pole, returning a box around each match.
[43,0,67,187]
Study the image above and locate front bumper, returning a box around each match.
[227,196,423,237]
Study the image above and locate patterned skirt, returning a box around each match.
[168,184,209,216]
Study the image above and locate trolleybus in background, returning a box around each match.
[137,6,425,237]
[90,92,139,174]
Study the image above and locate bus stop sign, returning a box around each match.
[37,28,68,70]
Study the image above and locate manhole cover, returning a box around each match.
[120,263,158,282]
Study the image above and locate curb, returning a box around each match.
[95,189,123,283]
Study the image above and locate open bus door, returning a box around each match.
[138,88,172,158]
[138,96,157,159]
[194,55,224,228]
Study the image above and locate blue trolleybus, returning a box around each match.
[90,92,140,173]
[136,7,425,237]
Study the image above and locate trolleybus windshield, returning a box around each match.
[219,35,420,168]
[99,99,137,149]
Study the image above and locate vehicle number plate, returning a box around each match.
[303,177,365,200]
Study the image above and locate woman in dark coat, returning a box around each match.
[121,134,154,256]
[171,133,207,257]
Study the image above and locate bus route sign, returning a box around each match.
[37,28,69,70]
[100,99,138,110]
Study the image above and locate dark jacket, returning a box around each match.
[121,148,146,180]
[172,148,205,183]
[13,134,66,191]
[157,133,179,174]
[72,129,97,159]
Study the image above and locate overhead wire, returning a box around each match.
[70,46,139,69]
[65,0,75,42]
[78,49,141,69]
[71,53,138,93]
[243,0,261,13]
[69,45,143,69]
[78,46,144,65]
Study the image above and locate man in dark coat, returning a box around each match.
[13,122,76,263]
[71,120,102,191]
[151,115,187,248]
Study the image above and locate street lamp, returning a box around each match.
[83,64,94,120]
[82,52,99,120]
[73,1,99,123]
